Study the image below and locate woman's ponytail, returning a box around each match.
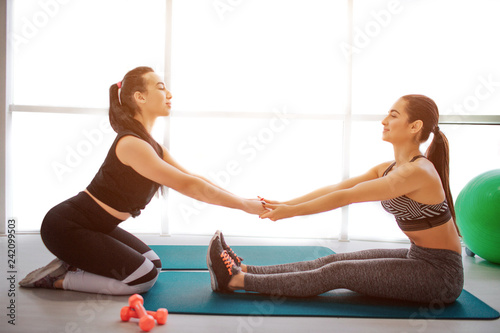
[402,95,459,235]
[426,128,456,224]
[109,83,136,134]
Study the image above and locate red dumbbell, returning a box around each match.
[120,294,166,332]
[121,306,168,325]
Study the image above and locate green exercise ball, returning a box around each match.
[456,169,500,264]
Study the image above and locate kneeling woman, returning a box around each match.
[20,67,265,295]
[208,94,463,304]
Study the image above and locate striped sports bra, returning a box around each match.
[380,155,452,232]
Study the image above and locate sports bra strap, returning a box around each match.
[410,155,426,162]
[383,162,396,176]
[383,155,426,176]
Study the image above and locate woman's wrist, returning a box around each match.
[241,198,257,214]
[241,198,251,213]
[290,203,305,217]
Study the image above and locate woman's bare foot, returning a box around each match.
[228,271,245,290]
[53,278,64,289]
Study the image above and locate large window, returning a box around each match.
[167,0,347,238]
[3,0,500,240]
[348,0,500,240]
[9,0,167,233]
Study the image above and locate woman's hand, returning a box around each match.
[259,203,297,221]
[243,198,269,215]
[257,197,283,205]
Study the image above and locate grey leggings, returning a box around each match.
[244,244,463,304]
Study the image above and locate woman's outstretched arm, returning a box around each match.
[260,162,430,221]
[262,162,391,205]
[161,145,236,195]
[116,136,265,215]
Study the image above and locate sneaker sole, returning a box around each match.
[19,258,64,288]
[206,231,221,291]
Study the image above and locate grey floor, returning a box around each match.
[1,234,499,333]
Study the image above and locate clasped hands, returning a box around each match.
[255,196,295,222]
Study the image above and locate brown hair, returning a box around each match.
[402,94,458,233]
[109,66,163,159]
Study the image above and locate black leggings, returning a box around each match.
[40,192,161,295]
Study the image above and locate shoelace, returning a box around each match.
[219,232,244,265]
[226,247,242,265]
[220,250,234,276]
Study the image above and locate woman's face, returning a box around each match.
[139,72,172,117]
[381,98,416,144]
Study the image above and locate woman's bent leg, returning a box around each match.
[40,194,160,295]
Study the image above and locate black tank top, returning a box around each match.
[87,131,162,217]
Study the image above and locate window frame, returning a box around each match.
[1,0,13,235]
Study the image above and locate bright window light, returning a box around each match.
[10,0,166,232]
[168,116,343,238]
[351,0,500,116]
[12,0,166,108]
[170,0,348,114]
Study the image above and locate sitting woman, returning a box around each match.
[207,94,463,304]
[20,66,265,295]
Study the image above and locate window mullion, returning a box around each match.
[339,0,354,242]
[160,0,173,236]
[1,0,13,235]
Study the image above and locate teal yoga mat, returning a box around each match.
[143,271,500,319]
[149,245,335,270]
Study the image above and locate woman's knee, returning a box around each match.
[124,260,159,286]
[125,266,159,294]
[142,249,162,271]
